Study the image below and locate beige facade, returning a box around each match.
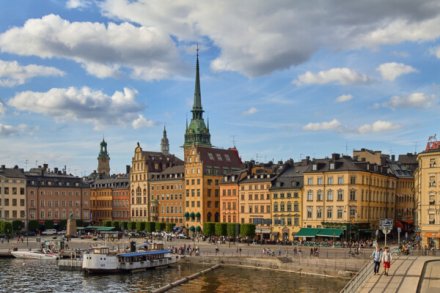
[415,141,440,248]
[303,154,396,240]
[0,166,27,223]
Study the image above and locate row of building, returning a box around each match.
[1,53,439,248]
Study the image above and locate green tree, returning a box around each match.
[12,220,24,232]
[215,223,227,236]
[3,222,13,236]
[129,221,137,230]
[240,224,256,239]
[112,221,120,230]
[121,222,128,230]
[145,222,156,233]
[155,222,165,232]
[58,220,67,230]
[28,220,39,232]
[76,220,84,227]
[44,220,54,230]
[227,223,240,238]
[203,222,215,236]
[0,221,4,234]
[105,221,112,227]
[165,223,175,233]
[136,221,145,232]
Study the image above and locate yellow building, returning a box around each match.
[0,165,27,224]
[415,138,440,248]
[303,154,396,240]
[270,160,308,241]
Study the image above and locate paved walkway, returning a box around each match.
[359,256,439,293]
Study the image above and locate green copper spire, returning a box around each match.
[184,47,211,147]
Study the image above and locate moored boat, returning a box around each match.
[11,249,59,260]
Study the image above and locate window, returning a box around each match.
[293,202,299,212]
[328,177,333,184]
[337,207,343,219]
[280,202,285,212]
[274,202,278,212]
[338,176,344,184]
[287,202,292,212]
[317,177,323,185]
[307,207,313,218]
[327,207,333,219]
[327,190,333,201]
[307,190,313,201]
[350,207,356,218]
[316,207,322,218]
[350,190,356,201]
[430,158,437,168]
[350,176,356,184]
[294,217,299,226]
[307,177,313,185]
[241,206,244,213]
[337,190,344,201]
[317,190,323,201]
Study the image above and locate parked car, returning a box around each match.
[22,231,37,237]
[41,229,57,235]
[177,233,189,239]
[57,230,66,235]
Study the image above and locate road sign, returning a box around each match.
[397,227,402,233]
[379,218,393,229]
[382,228,391,235]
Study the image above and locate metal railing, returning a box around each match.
[340,260,373,293]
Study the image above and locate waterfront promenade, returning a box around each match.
[357,255,440,293]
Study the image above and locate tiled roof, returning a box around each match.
[0,166,26,179]
[196,146,243,170]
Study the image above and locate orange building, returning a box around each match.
[219,171,244,224]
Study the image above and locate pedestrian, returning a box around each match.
[371,246,382,275]
[381,246,392,276]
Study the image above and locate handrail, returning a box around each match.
[340,260,373,293]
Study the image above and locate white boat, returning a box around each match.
[82,245,180,274]
[11,249,59,260]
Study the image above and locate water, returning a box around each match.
[0,259,346,292]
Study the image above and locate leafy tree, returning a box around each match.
[105,221,112,227]
[12,220,24,232]
[3,222,12,236]
[44,220,54,230]
[28,220,39,232]
[0,221,4,234]
[155,222,165,232]
[240,224,256,238]
[112,221,120,230]
[58,220,67,230]
[76,220,84,227]
[136,221,145,232]
[203,222,215,236]
[227,223,240,238]
[121,222,129,230]
[215,223,227,236]
[145,222,156,233]
[165,223,175,233]
[129,222,137,230]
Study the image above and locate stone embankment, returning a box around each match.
[182,255,365,278]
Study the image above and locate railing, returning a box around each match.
[339,260,373,293]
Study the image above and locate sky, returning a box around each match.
[0,0,439,176]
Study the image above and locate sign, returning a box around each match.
[382,228,391,235]
[397,227,402,233]
[379,218,393,229]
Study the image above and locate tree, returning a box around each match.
[28,220,39,232]
[58,220,67,230]
[44,220,54,230]
[129,222,137,230]
[165,223,175,233]
[145,222,156,233]
[12,220,24,232]
[112,221,120,230]
[105,221,112,227]
[227,223,240,238]
[136,221,145,232]
[121,222,128,230]
[3,222,12,236]
[240,224,256,239]
[76,220,84,227]
[0,221,4,234]
[155,222,165,232]
[203,222,215,236]
[215,223,227,236]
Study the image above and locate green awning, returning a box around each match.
[293,228,318,238]
[84,226,115,231]
[316,228,344,237]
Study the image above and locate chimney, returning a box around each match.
[391,155,395,162]
[54,167,58,173]
[332,153,340,160]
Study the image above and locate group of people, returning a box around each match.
[372,246,392,276]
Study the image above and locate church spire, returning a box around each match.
[161,125,170,155]
[184,47,211,148]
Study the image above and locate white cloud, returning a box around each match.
[0,14,185,80]
[0,123,28,136]
[99,0,440,76]
[294,68,370,86]
[387,92,436,109]
[66,0,92,9]
[132,114,155,129]
[8,86,153,129]
[336,94,353,103]
[242,107,258,115]
[433,46,440,58]
[377,62,417,81]
[303,119,342,131]
[357,120,400,134]
[0,101,5,115]
[0,59,64,87]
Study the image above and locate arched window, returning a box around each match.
[207,212,212,222]
[215,212,220,222]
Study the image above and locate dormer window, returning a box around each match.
[330,163,335,170]
[312,164,317,171]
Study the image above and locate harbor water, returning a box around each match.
[0,258,346,292]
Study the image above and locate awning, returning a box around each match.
[293,228,318,238]
[315,228,344,237]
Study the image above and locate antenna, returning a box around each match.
[231,135,237,147]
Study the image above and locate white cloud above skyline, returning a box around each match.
[242,107,258,115]
[377,62,417,81]
[294,68,370,86]
[357,120,400,134]
[0,59,64,87]
[387,92,437,109]
[336,94,353,103]
[0,123,29,136]
[303,119,342,131]
[8,86,150,129]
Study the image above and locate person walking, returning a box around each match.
[381,246,392,276]
[371,246,382,275]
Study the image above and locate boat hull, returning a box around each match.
[11,250,59,260]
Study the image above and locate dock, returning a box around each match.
[58,259,83,271]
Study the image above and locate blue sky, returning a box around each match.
[0,0,439,175]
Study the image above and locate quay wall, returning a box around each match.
[182,255,365,278]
